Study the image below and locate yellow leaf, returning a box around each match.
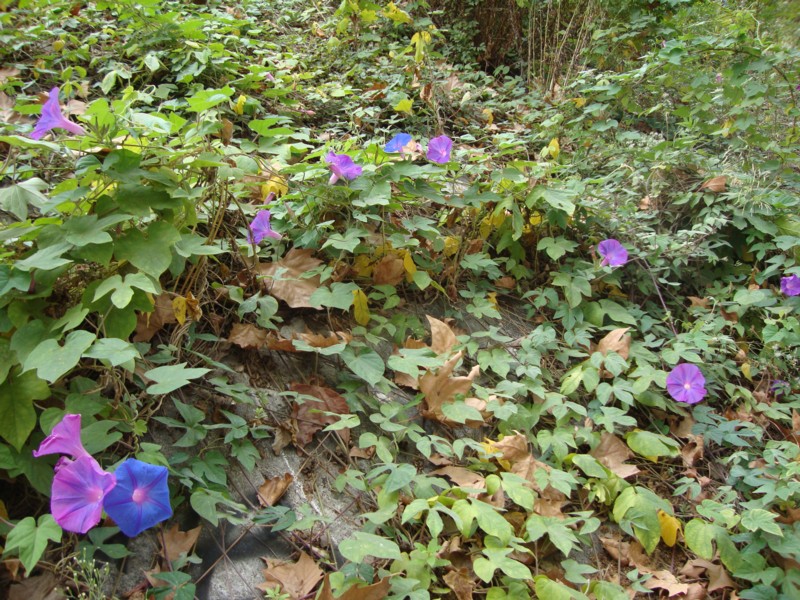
[482,108,494,126]
[383,1,413,25]
[394,98,413,115]
[233,94,247,115]
[403,251,417,279]
[443,236,460,257]
[570,97,587,108]
[360,9,378,23]
[529,212,543,226]
[479,215,493,240]
[410,31,431,63]
[741,362,752,381]
[548,137,560,159]
[353,255,373,278]
[261,165,288,198]
[487,292,498,309]
[53,39,65,52]
[353,289,370,326]
[657,510,681,547]
[172,296,187,325]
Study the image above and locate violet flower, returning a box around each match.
[247,210,281,244]
[51,455,116,534]
[666,363,707,404]
[325,151,362,185]
[780,274,800,296]
[30,87,86,140]
[385,133,412,154]
[103,458,172,537]
[597,239,628,267]
[33,413,90,461]
[426,135,452,163]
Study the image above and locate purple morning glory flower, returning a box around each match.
[103,458,172,537]
[30,87,87,140]
[51,455,116,534]
[385,133,413,153]
[597,239,628,267]
[426,135,452,164]
[33,414,90,461]
[780,274,800,296]
[247,210,281,244]
[325,151,362,185]
[666,363,707,404]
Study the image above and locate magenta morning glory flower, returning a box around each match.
[597,239,628,267]
[325,151,362,185]
[780,274,800,296]
[426,135,452,163]
[247,210,281,244]
[30,87,87,140]
[103,458,172,537]
[33,413,90,461]
[385,133,413,153]
[666,363,707,404]
[51,455,116,534]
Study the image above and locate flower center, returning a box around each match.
[132,488,146,503]
[89,487,103,503]
[683,383,691,390]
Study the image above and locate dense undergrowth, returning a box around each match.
[1,0,800,598]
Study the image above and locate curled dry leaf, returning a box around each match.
[643,570,690,597]
[418,351,481,425]
[257,473,293,507]
[600,537,649,570]
[427,315,458,355]
[256,248,323,309]
[7,572,65,600]
[134,292,178,342]
[590,432,640,479]
[597,327,631,360]
[290,383,351,447]
[699,175,727,193]
[257,551,324,599]
[431,466,486,491]
[161,523,202,563]
[228,323,269,349]
[372,254,405,285]
[443,568,475,600]
[318,574,391,600]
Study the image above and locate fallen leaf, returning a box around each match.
[257,552,324,599]
[290,383,351,447]
[298,330,352,349]
[134,293,178,342]
[372,254,405,285]
[699,176,727,193]
[228,323,269,349]
[590,433,640,479]
[600,537,649,569]
[318,574,391,600]
[680,559,736,593]
[258,473,293,507]
[658,509,681,547]
[8,572,65,600]
[418,351,481,425]
[350,446,375,459]
[688,296,710,309]
[443,568,475,600]
[431,466,486,491]
[597,327,631,360]
[161,523,202,563]
[639,195,654,210]
[256,249,323,309]
[681,437,704,467]
[494,276,516,289]
[643,570,689,596]
[272,424,294,455]
[427,315,458,355]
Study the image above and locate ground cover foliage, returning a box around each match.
[1,0,799,597]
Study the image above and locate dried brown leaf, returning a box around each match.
[258,473,293,507]
[133,292,178,342]
[688,296,711,309]
[372,254,405,285]
[8,572,65,600]
[291,383,350,447]
[443,568,475,600]
[318,574,390,600]
[427,315,458,355]
[699,176,727,193]
[643,570,689,596]
[256,248,323,308]
[228,323,269,349]
[431,466,486,491]
[597,327,631,360]
[161,523,202,563]
[590,432,640,479]
[418,351,481,425]
[272,424,294,455]
[257,552,324,599]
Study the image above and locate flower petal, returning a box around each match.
[33,414,90,460]
[597,239,628,267]
[385,133,412,153]
[51,455,115,534]
[30,87,86,140]
[104,458,172,537]
[426,135,452,163]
